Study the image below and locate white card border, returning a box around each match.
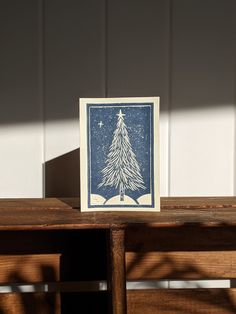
[79,97,160,212]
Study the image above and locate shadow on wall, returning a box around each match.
[1,0,235,128]
[45,149,80,198]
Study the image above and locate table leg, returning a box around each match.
[108,228,127,314]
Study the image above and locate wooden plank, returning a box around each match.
[1,197,236,210]
[127,289,236,314]
[161,197,236,209]
[0,293,60,314]
[126,226,236,251]
[107,228,127,314]
[0,197,235,230]
[126,251,236,280]
[0,254,60,284]
[0,198,71,209]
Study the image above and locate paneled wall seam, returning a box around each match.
[104,0,108,98]
[233,3,236,196]
[169,0,235,196]
[167,0,173,197]
[234,33,236,196]
[38,0,45,197]
[234,79,236,196]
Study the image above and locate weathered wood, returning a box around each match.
[0,293,60,314]
[126,226,236,251]
[127,289,236,314]
[0,197,235,313]
[0,198,71,209]
[0,197,235,230]
[126,251,236,280]
[1,197,235,210]
[108,228,127,314]
[0,229,108,312]
[161,197,236,210]
[0,254,60,284]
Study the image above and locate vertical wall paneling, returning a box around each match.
[233,89,236,195]
[0,0,44,197]
[44,0,106,196]
[0,0,235,198]
[234,33,236,196]
[39,0,45,196]
[169,0,236,196]
[106,0,171,196]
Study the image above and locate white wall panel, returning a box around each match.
[0,0,43,197]
[43,0,236,197]
[169,0,236,196]
[170,107,235,196]
[44,0,106,163]
[44,0,106,196]
[0,0,235,198]
[0,124,43,197]
[106,0,171,196]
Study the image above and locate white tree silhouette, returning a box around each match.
[98,109,145,201]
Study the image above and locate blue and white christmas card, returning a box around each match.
[79,97,160,212]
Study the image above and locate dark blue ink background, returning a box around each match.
[87,103,154,207]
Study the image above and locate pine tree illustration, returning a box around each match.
[98,109,145,201]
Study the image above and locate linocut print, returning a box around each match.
[80,97,159,211]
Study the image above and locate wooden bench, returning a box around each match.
[0,197,236,313]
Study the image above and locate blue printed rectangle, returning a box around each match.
[87,103,155,208]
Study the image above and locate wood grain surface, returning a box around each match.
[0,293,60,314]
[0,197,235,230]
[0,197,235,314]
[126,251,236,280]
[0,254,60,284]
[127,289,236,314]
[108,228,127,314]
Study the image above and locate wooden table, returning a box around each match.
[0,197,236,313]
